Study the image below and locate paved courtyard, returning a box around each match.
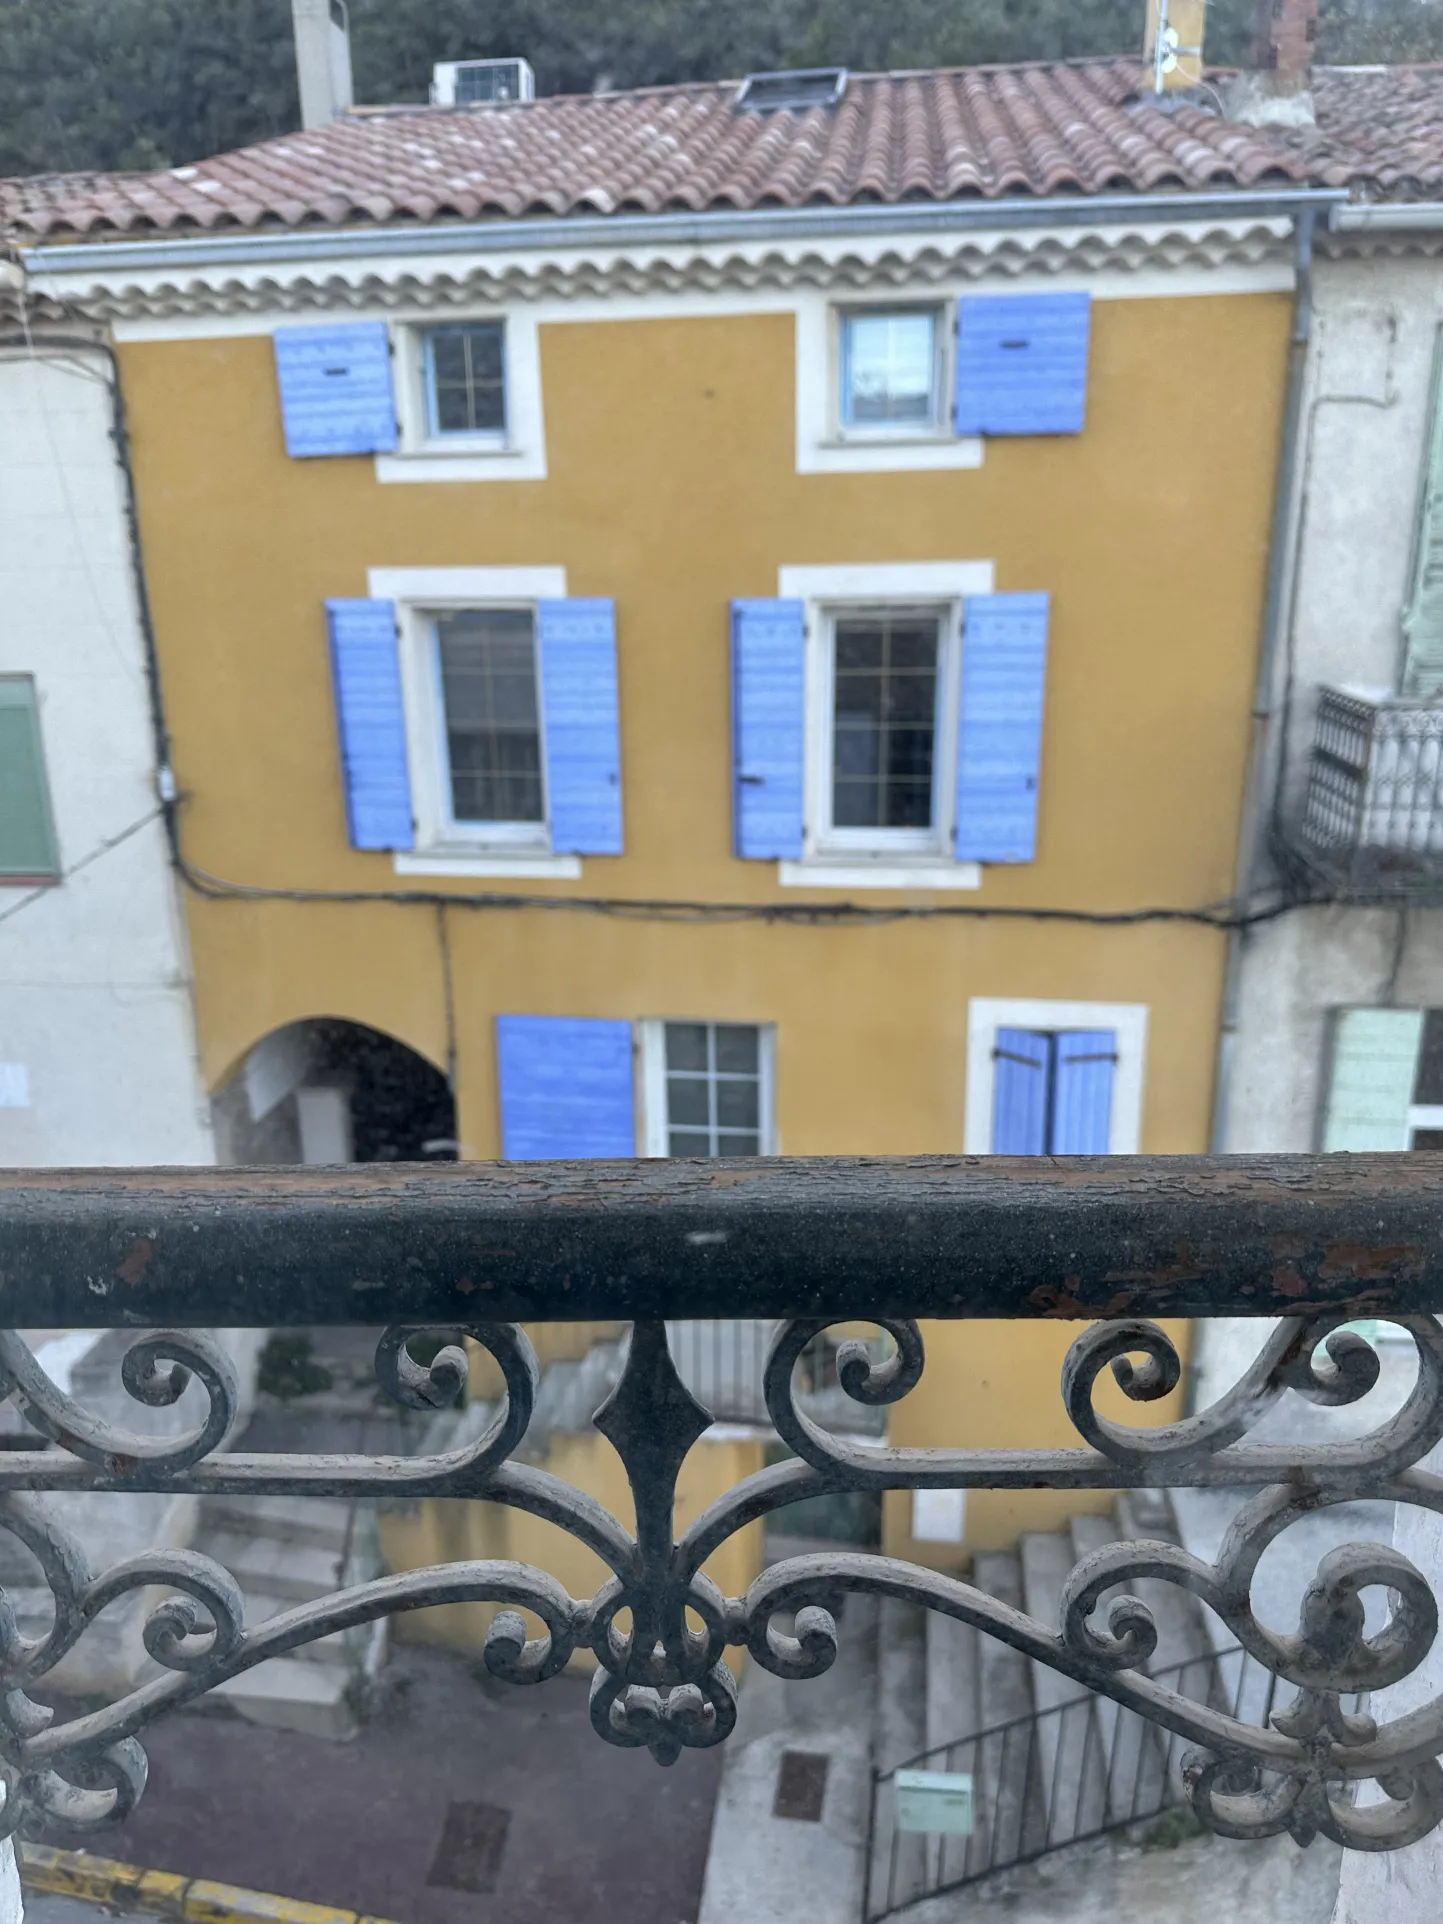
[42,1643,722,1924]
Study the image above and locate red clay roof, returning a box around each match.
[1266,63,1443,196]
[0,60,1314,241]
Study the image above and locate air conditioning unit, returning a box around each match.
[431,58,536,107]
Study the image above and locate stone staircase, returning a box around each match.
[865,1490,1225,1918]
[191,1493,386,1741]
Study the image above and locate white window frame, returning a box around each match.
[795,293,983,476]
[367,566,579,879]
[637,1019,778,1157]
[835,301,949,441]
[378,314,548,484]
[420,320,509,447]
[778,561,992,889]
[811,599,961,861]
[964,998,1149,1155]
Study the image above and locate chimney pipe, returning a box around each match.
[1251,0,1319,94]
[292,0,353,131]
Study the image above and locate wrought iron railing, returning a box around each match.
[865,1645,1366,1915]
[1298,686,1443,885]
[0,1158,1438,1858]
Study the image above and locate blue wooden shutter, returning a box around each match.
[537,599,623,856]
[731,599,805,859]
[496,1016,636,1158]
[1051,1030,1117,1154]
[992,1028,1049,1153]
[325,598,414,851]
[955,293,1091,437]
[955,592,1050,864]
[274,323,398,457]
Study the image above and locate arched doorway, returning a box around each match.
[213,1017,458,1165]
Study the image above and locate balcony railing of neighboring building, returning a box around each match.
[1295,686,1443,890]
[0,1156,1439,1860]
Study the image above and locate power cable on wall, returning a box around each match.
[4,324,1328,940]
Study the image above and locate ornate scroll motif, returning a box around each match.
[0,1312,1440,1857]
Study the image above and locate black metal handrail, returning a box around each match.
[866,1645,1366,1917]
[0,1155,1440,1323]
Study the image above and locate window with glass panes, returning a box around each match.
[663,1023,765,1156]
[1410,1010,1443,1146]
[434,610,543,823]
[831,613,940,830]
[840,309,940,429]
[423,322,506,436]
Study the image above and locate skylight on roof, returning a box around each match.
[735,68,848,113]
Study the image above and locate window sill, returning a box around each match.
[0,874,60,891]
[395,851,582,880]
[797,434,984,476]
[375,443,546,484]
[778,860,981,891]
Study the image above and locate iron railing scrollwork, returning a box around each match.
[0,1303,1438,1858]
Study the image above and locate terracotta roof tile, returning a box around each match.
[0,59,1324,242]
[14,58,1443,245]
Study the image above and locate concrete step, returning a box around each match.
[238,1591,352,1667]
[210,1656,357,1742]
[923,1608,981,1891]
[1113,1491,1221,1800]
[199,1495,356,1552]
[1020,1531,1109,1846]
[1068,1511,1168,1826]
[869,1598,927,1916]
[198,1531,346,1602]
[972,1550,1046,1869]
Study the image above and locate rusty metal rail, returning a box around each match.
[0,1155,1438,1323]
[0,1156,1437,1863]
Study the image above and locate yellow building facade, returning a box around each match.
[20,68,1308,1602]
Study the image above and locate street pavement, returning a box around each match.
[39,1643,722,1924]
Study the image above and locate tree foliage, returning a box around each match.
[0,0,1438,180]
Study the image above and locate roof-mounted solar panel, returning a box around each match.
[735,68,848,113]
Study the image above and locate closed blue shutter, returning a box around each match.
[992,1028,1049,1153]
[496,1016,636,1159]
[731,599,805,859]
[955,592,1050,864]
[1051,1030,1117,1154]
[537,599,623,855]
[274,323,398,457]
[325,599,414,851]
[955,293,1091,437]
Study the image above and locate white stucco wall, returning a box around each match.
[0,341,212,1165]
[1220,253,1443,1166]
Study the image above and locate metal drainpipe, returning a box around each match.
[1208,204,1318,1154]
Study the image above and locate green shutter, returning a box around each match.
[1321,1008,1424,1151]
[0,679,59,878]
[1403,327,1443,697]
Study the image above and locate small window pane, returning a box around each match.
[666,1024,709,1072]
[667,1076,711,1127]
[1416,1010,1443,1103]
[716,1079,759,1130]
[715,1025,759,1075]
[1412,1128,1443,1149]
[842,311,937,428]
[436,610,543,823]
[426,323,506,436]
[832,617,938,830]
[660,1022,767,1157]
